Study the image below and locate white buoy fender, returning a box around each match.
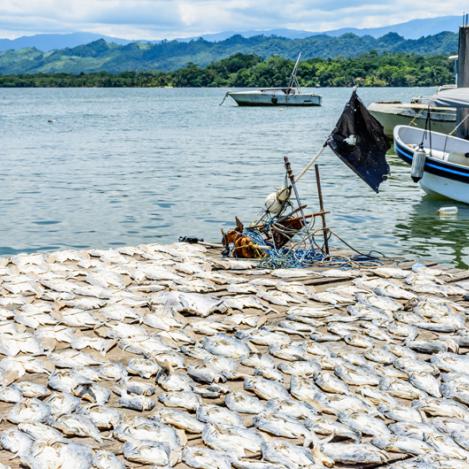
[264,187,291,215]
[411,149,426,182]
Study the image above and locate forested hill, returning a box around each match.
[0,53,454,87]
[0,31,457,74]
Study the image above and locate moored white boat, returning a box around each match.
[223,53,321,107]
[369,101,455,138]
[227,88,322,106]
[394,125,469,204]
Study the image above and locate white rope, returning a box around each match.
[295,144,327,183]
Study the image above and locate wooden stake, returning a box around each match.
[315,164,330,256]
[284,156,315,250]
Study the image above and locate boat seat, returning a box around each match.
[409,144,450,161]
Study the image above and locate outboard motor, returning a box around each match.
[411,148,426,182]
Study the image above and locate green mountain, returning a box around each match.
[0,32,458,75]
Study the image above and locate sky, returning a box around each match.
[0,0,468,39]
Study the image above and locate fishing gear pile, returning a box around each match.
[221,90,389,269]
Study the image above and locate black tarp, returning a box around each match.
[327,90,390,193]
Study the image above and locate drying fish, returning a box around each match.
[225,391,265,414]
[261,440,315,467]
[432,352,469,373]
[414,397,469,420]
[197,404,244,427]
[254,413,310,440]
[244,376,290,401]
[123,440,172,466]
[24,440,94,469]
[380,377,426,400]
[265,399,317,420]
[118,392,155,411]
[79,405,121,430]
[156,408,205,433]
[127,357,161,378]
[8,398,50,424]
[0,428,33,457]
[278,360,321,377]
[159,391,202,411]
[17,422,65,443]
[53,413,102,442]
[183,446,232,469]
[322,442,389,465]
[93,451,125,469]
[378,402,424,423]
[203,424,264,457]
[409,372,442,398]
[237,328,290,347]
[73,382,110,405]
[334,364,380,386]
[257,289,301,306]
[0,385,22,403]
[165,292,226,317]
[44,392,80,418]
[203,333,251,359]
[338,411,391,437]
[269,341,308,361]
[372,435,432,455]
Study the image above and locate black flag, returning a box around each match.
[327,90,390,193]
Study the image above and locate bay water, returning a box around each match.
[1,87,468,267]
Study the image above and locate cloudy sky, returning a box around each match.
[0,0,468,39]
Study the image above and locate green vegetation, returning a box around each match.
[0,52,454,88]
[0,32,458,75]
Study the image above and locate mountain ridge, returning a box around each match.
[0,31,458,75]
[0,15,463,52]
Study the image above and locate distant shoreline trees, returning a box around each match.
[0,52,453,88]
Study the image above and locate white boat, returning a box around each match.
[224,54,321,107]
[368,100,455,138]
[394,125,469,204]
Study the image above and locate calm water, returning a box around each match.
[1,87,469,268]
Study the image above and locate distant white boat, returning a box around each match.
[369,85,457,138]
[369,101,455,138]
[223,53,321,107]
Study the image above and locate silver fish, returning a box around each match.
[123,440,171,466]
[118,393,155,411]
[202,424,264,458]
[197,404,244,427]
[0,428,33,457]
[156,408,205,433]
[371,435,432,455]
[93,450,125,469]
[53,413,102,442]
[244,376,290,401]
[159,391,202,411]
[322,442,388,465]
[409,372,442,398]
[182,446,232,469]
[8,398,50,424]
[225,391,265,414]
[261,440,315,467]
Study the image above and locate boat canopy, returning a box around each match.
[432,87,469,108]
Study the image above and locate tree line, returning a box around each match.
[0,52,454,88]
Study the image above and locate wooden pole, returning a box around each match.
[284,156,315,250]
[457,25,469,139]
[314,164,330,256]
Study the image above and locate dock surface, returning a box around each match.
[0,242,468,468]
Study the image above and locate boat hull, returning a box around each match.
[394,126,469,204]
[229,92,321,107]
[369,102,455,138]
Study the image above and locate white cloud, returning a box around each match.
[0,0,467,39]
